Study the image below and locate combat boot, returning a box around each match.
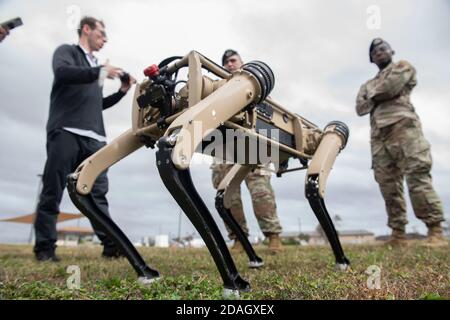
[230,240,244,253]
[422,224,448,248]
[268,234,283,253]
[384,229,408,247]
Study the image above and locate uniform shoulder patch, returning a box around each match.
[397,60,412,68]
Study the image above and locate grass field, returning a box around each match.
[0,243,448,300]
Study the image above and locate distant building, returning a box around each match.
[154,235,169,248]
[337,230,375,244]
[188,238,206,248]
[279,232,302,245]
[375,232,427,242]
[56,226,95,246]
[170,233,207,248]
[281,229,375,245]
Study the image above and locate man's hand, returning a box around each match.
[103,60,123,79]
[119,73,137,93]
[0,26,10,42]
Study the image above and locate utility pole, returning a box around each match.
[29,174,43,244]
[177,209,182,241]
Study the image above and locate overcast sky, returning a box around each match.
[1,0,449,244]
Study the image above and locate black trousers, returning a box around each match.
[34,129,116,253]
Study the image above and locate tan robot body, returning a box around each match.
[67,51,349,296]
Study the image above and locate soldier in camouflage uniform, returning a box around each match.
[211,49,283,253]
[356,38,446,247]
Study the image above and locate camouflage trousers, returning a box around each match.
[211,163,283,239]
[371,118,444,232]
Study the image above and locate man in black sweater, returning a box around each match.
[34,16,136,261]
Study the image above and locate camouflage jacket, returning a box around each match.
[356,60,419,135]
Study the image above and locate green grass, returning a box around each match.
[0,243,448,300]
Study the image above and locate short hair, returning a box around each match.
[222,49,240,66]
[77,16,105,37]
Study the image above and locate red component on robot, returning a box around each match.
[144,64,160,78]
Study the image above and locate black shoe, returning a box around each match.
[102,246,124,259]
[35,250,61,262]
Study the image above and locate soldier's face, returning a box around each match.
[371,43,393,67]
[223,54,243,72]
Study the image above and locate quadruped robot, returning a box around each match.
[67,51,350,297]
